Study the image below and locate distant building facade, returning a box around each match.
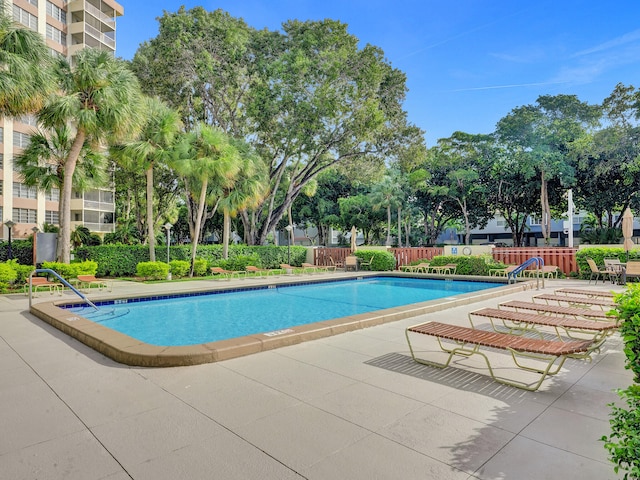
[1,0,124,240]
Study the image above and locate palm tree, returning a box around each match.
[219,139,268,259]
[370,176,402,246]
[112,97,182,261]
[0,8,54,115]
[172,123,240,275]
[15,125,108,226]
[37,48,141,263]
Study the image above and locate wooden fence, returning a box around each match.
[314,246,578,275]
[491,247,578,275]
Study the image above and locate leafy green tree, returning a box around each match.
[15,126,107,229]
[172,123,240,275]
[369,175,403,246]
[428,132,493,244]
[496,95,600,244]
[70,225,91,249]
[38,48,141,263]
[112,97,182,261]
[243,19,419,245]
[0,8,54,115]
[572,84,640,227]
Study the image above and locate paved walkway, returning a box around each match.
[0,276,631,479]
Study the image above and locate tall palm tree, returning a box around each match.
[370,176,402,246]
[15,125,108,224]
[112,97,182,261]
[218,139,268,259]
[37,48,141,263]
[172,123,240,275]
[0,7,54,115]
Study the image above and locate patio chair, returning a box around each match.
[345,255,358,272]
[302,262,329,274]
[210,266,240,280]
[625,261,640,283]
[586,258,610,284]
[488,265,517,277]
[246,265,273,277]
[77,274,110,291]
[24,276,63,296]
[401,262,430,273]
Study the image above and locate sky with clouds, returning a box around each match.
[117,0,640,146]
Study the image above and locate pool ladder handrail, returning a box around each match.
[508,257,545,289]
[28,269,99,311]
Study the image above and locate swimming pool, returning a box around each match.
[67,277,501,346]
[31,273,528,367]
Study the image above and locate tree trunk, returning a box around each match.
[146,165,155,262]
[222,209,231,259]
[386,205,392,246]
[58,130,86,263]
[190,180,208,277]
[540,171,551,245]
[397,206,402,248]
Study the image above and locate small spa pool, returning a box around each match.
[32,274,522,367]
[66,276,500,346]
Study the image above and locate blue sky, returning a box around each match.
[117,1,640,146]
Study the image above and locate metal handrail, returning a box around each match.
[28,269,99,310]
[508,257,545,289]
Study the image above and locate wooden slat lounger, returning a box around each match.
[405,321,594,391]
[554,288,616,299]
[532,293,615,310]
[499,300,616,321]
[469,307,617,352]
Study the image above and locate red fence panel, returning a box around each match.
[314,247,444,270]
[389,247,444,270]
[491,247,578,275]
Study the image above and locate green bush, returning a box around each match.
[354,250,395,271]
[193,258,208,277]
[169,260,190,278]
[613,284,640,382]
[73,260,98,276]
[0,239,33,264]
[6,259,34,284]
[0,263,18,292]
[76,244,309,276]
[136,261,170,280]
[427,255,497,276]
[41,261,78,279]
[576,248,640,280]
[602,384,640,480]
[218,254,262,272]
[602,284,640,479]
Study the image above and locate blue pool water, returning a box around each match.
[68,277,500,346]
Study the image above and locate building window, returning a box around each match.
[26,0,38,6]
[13,131,31,149]
[529,215,541,226]
[0,153,3,169]
[14,182,37,199]
[12,208,37,223]
[0,180,3,195]
[13,5,38,31]
[45,210,59,224]
[46,24,66,46]
[45,188,60,201]
[46,1,66,24]
[0,127,4,142]
[16,114,38,127]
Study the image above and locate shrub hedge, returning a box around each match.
[353,250,396,271]
[136,261,170,280]
[576,247,640,279]
[0,240,33,264]
[75,244,308,277]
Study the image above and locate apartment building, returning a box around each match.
[1,0,123,240]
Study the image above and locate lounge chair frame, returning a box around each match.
[468,307,616,354]
[554,288,616,299]
[532,293,615,311]
[406,321,593,391]
[499,300,615,321]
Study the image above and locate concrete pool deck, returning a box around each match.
[0,274,632,479]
